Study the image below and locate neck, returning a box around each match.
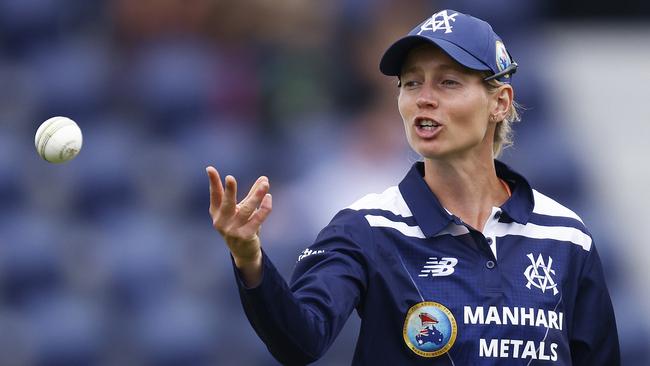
[423,157,509,232]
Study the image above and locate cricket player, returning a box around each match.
[207,9,620,365]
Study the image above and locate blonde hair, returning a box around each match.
[484,79,521,157]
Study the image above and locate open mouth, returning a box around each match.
[416,118,441,130]
[414,117,443,138]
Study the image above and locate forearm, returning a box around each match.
[570,246,620,365]
[234,251,336,365]
[231,215,369,365]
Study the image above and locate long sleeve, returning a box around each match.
[569,245,620,365]
[233,212,370,365]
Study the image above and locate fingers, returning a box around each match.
[242,193,273,234]
[221,175,238,218]
[206,166,224,214]
[206,167,272,234]
[243,175,268,203]
[235,178,269,226]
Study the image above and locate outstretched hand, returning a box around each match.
[207,166,272,285]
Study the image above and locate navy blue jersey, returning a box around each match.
[234,161,620,365]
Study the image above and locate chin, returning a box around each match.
[408,139,441,156]
[412,138,487,161]
[413,146,447,160]
[414,145,476,161]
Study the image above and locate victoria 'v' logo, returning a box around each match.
[524,253,558,295]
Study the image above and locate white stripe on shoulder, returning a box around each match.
[364,215,424,238]
[492,222,592,251]
[347,186,413,217]
[435,223,470,237]
[364,215,469,239]
[532,190,584,224]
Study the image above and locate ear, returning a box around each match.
[490,84,513,122]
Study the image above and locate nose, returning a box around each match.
[416,85,439,109]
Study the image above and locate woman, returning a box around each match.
[207,9,620,365]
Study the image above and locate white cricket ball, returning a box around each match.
[34,116,83,163]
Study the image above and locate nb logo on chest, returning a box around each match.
[419,257,458,277]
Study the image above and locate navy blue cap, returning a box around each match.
[380,9,516,83]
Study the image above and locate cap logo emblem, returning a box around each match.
[418,10,459,35]
[495,40,512,74]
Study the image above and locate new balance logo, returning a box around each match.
[524,253,559,295]
[298,248,325,262]
[418,10,459,35]
[418,257,458,277]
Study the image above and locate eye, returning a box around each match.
[441,79,460,87]
[401,80,422,89]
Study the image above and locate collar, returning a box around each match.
[398,160,534,237]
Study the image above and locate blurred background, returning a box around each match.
[0,0,648,365]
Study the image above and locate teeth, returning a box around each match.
[418,119,437,127]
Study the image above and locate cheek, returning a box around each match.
[397,95,415,145]
[397,93,406,117]
[453,94,490,129]
[397,95,408,126]
[397,92,416,121]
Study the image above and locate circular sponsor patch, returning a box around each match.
[403,301,457,357]
[495,40,511,74]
